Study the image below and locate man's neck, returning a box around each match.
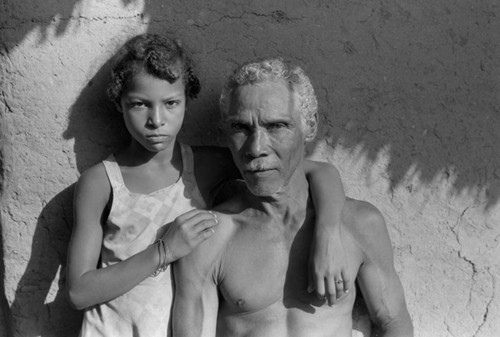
[245,166,311,221]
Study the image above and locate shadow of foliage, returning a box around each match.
[5,1,499,210]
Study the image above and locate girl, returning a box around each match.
[66,34,348,337]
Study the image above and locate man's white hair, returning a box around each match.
[219,57,318,137]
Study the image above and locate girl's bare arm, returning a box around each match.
[304,160,350,306]
[66,164,217,309]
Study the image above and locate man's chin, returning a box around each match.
[245,182,281,197]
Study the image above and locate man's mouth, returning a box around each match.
[244,168,276,178]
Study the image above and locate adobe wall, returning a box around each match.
[1,1,499,336]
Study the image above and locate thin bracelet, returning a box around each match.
[151,239,165,277]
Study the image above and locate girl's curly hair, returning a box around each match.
[107,34,201,104]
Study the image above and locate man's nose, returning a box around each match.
[246,128,269,158]
[147,105,164,128]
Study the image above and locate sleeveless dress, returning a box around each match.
[79,143,206,337]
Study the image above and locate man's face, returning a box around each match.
[224,80,307,197]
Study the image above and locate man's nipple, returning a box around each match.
[235,299,245,308]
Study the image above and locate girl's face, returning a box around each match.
[119,70,186,153]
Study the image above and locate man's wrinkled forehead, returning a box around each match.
[227,80,298,118]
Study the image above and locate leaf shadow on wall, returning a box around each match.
[4,0,500,214]
[1,0,138,53]
[316,69,500,211]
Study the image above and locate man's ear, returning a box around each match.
[304,112,318,142]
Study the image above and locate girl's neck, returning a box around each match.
[118,140,180,168]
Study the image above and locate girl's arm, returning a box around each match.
[304,160,349,306]
[66,164,217,309]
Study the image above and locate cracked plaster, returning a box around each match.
[1,1,499,336]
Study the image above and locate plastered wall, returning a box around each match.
[1,1,499,336]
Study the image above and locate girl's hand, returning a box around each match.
[160,209,218,262]
[308,226,350,306]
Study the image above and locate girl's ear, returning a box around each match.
[115,101,122,113]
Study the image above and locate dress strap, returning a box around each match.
[102,154,125,189]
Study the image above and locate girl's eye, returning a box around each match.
[129,101,146,108]
[231,123,249,132]
[165,100,180,108]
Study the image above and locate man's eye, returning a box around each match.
[268,123,287,130]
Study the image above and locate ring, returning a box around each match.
[336,280,343,284]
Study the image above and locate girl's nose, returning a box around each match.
[147,106,165,128]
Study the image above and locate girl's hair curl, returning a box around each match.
[107,34,200,104]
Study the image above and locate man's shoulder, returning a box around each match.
[342,197,390,253]
[343,197,385,227]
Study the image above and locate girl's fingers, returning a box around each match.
[315,276,326,300]
[341,270,350,294]
[198,226,216,241]
[175,209,214,225]
[325,277,337,306]
[192,212,218,233]
[174,208,204,222]
[334,276,344,299]
[307,264,316,294]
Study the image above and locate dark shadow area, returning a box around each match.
[10,185,82,337]
[0,217,13,337]
[62,57,129,173]
[318,70,500,210]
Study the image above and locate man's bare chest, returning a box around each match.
[217,220,314,315]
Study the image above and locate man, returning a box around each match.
[172,58,413,337]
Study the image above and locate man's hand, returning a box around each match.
[308,226,350,306]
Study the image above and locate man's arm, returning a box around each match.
[353,201,413,337]
[172,213,229,337]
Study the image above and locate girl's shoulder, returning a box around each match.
[76,161,111,202]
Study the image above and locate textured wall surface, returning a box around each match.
[1,1,499,336]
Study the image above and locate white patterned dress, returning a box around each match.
[79,143,206,337]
